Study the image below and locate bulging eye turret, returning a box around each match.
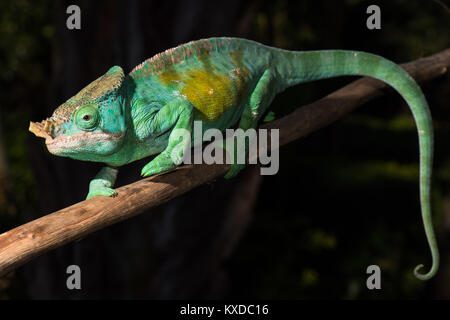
[74,105,100,131]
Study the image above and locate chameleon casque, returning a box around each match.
[29,37,438,280]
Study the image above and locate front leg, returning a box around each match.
[141,99,194,177]
[86,166,119,199]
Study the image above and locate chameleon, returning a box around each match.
[29,37,438,280]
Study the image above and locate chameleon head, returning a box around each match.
[29,66,128,162]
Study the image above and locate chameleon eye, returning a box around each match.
[74,105,100,131]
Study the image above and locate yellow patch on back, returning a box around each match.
[159,49,250,122]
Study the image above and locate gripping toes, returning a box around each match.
[210,138,247,179]
[86,177,117,199]
[224,163,246,179]
[86,186,117,199]
[141,152,177,177]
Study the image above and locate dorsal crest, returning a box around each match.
[130,38,234,79]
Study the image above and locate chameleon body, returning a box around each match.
[29,37,438,280]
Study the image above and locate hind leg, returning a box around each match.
[225,69,279,178]
[141,99,194,177]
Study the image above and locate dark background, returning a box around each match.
[0,0,449,299]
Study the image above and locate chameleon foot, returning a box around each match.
[86,186,117,199]
[141,152,177,177]
[224,163,246,179]
[209,138,247,179]
[263,111,276,122]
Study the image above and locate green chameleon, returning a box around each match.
[29,37,438,280]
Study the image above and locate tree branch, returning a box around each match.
[0,49,449,277]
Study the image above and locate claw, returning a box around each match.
[141,164,155,177]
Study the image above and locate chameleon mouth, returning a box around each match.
[30,119,125,156]
[45,131,125,156]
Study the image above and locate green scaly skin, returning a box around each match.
[29,37,438,280]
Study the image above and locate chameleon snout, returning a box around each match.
[29,119,56,141]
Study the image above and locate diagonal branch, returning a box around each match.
[0,49,449,277]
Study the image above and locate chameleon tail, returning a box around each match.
[276,49,438,280]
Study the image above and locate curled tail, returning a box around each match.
[276,49,438,280]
